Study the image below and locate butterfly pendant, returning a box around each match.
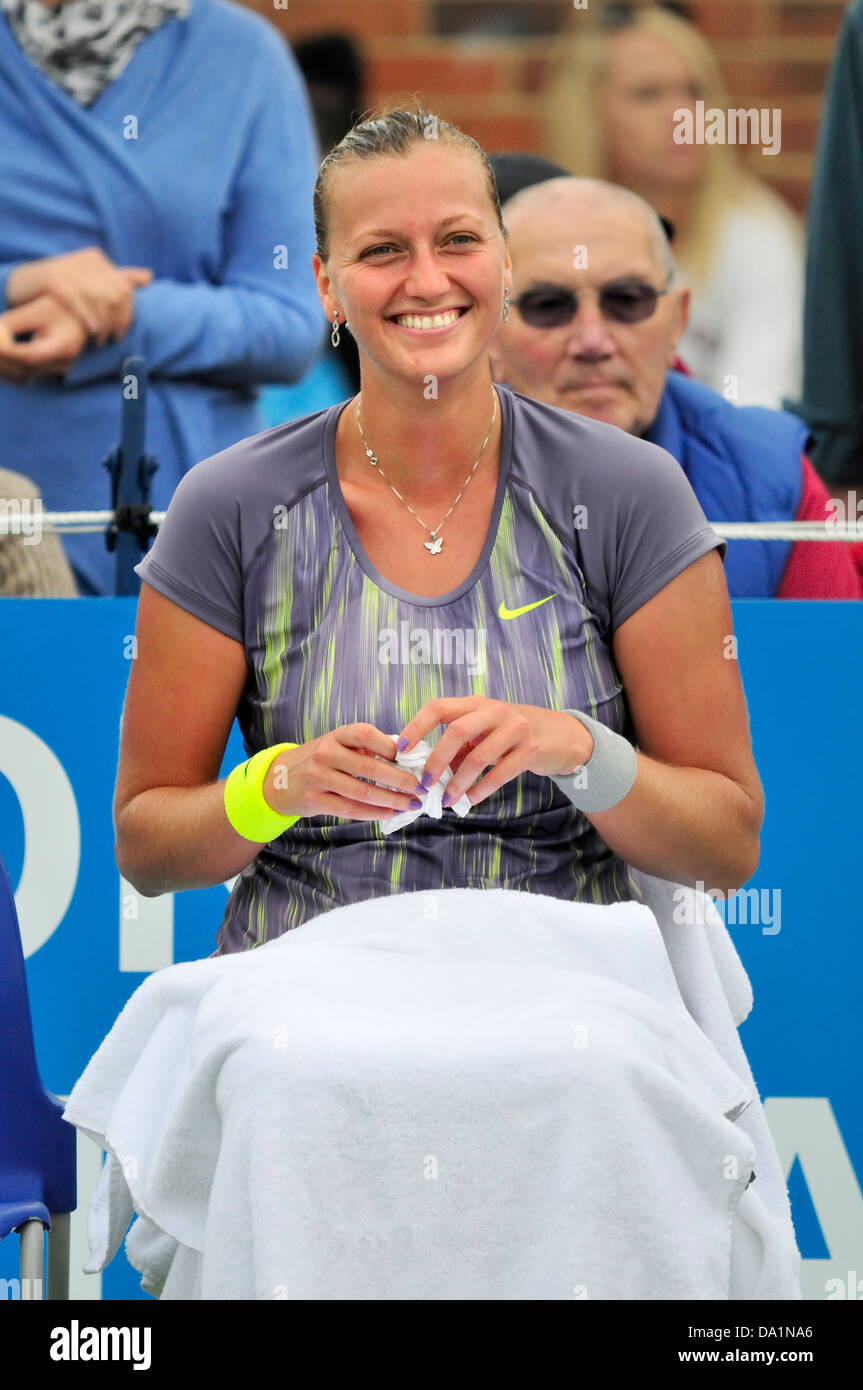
[424,535,443,555]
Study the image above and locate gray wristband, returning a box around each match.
[551,709,638,813]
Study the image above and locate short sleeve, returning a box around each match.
[134,457,244,643]
[607,440,727,631]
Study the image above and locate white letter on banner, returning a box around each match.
[119,876,174,972]
[763,1096,863,1300]
[0,716,80,956]
[119,876,236,971]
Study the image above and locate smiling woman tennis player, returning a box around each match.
[113,106,763,953]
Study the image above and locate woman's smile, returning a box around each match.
[387,305,472,334]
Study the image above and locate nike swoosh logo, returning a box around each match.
[498,593,558,620]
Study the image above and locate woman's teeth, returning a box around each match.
[395,309,462,330]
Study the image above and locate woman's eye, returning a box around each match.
[361,235,476,258]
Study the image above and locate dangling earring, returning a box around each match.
[503,285,511,323]
[331,310,341,348]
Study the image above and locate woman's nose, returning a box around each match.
[402,249,451,301]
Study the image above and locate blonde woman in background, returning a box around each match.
[0,469,77,596]
[543,3,803,410]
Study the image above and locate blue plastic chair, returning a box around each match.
[0,850,76,1299]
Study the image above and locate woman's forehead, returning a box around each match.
[327,144,494,232]
[605,27,695,83]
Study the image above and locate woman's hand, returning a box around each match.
[395,697,595,809]
[264,722,431,823]
[6,247,153,345]
[0,293,90,381]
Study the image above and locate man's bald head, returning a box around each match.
[502,176,675,284]
[489,174,689,435]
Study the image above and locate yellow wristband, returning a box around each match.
[224,742,300,843]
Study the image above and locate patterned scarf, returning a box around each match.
[0,0,190,105]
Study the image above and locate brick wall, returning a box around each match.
[245,0,849,215]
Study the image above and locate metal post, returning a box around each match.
[19,1219,44,1298]
[46,1212,71,1300]
[103,356,159,596]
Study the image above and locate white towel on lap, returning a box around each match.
[64,885,801,1300]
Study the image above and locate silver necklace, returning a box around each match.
[355,390,498,555]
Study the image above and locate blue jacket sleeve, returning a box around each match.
[64,33,324,387]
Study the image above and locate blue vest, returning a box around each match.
[644,372,809,597]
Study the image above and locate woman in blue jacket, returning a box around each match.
[0,0,323,593]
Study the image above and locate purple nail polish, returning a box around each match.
[396,736,409,752]
[441,791,452,808]
[420,770,433,790]
[409,798,422,809]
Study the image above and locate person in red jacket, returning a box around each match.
[488,160,863,599]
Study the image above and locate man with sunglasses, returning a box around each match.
[488,165,863,599]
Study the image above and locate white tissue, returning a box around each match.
[378,735,474,835]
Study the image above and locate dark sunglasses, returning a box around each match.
[515,280,669,329]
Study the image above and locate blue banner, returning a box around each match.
[1,598,861,1301]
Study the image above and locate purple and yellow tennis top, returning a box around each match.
[134,386,726,953]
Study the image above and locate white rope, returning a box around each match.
[0,513,860,540]
[713,521,862,541]
[0,510,167,536]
